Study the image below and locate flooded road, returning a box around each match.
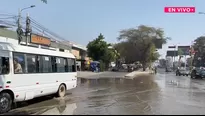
[5,70,205,115]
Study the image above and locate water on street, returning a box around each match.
[4,69,205,115]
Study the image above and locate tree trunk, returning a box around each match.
[105,62,109,71]
[142,62,146,71]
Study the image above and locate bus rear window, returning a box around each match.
[0,57,9,74]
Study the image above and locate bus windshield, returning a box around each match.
[0,57,9,74]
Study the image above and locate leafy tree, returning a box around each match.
[115,41,138,63]
[149,45,160,62]
[87,33,117,70]
[193,36,205,67]
[178,48,183,56]
[117,25,169,71]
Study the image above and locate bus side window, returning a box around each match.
[27,54,37,73]
[67,58,76,72]
[39,55,52,73]
[51,57,57,72]
[67,58,72,72]
[71,59,76,72]
[0,57,9,74]
[13,52,25,74]
[56,57,65,72]
[64,58,68,72]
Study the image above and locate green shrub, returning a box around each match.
[99,60,105,72]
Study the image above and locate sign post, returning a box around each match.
[168,45,177,70]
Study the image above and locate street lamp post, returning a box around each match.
[172,43,180,70]
[18,5,35,30]
[17,5,35,45]
[173,44,177,69]
[190,41,195,70]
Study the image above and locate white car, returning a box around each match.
[176,69,190,76]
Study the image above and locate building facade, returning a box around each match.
[70,43,91,71]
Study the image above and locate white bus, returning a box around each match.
[0,37,77,113]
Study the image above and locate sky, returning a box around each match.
[1,0,205,59]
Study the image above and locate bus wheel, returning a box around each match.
[0,92,12,114]
[57,84,66,98]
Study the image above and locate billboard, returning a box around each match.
[178,46,190,55]
[166,50,178,57]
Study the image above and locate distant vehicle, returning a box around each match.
[176,68,189,76]
[199,69,205,78]
[127,65,134,72]
[90,61,100,72]
[191,67,205,79]
[165,67,172,72]
[111,66,119,71]
[110,62,116,68]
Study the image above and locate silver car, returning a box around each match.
[176,68,189,76]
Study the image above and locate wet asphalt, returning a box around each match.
[4,69,205,115]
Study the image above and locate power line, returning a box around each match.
[29,17,68,41]
[11,16,67,42]
[29,20,71,46]
[23,17,61,38]
[0,14,16,17]
[30,22,65,41]
[0,14,72,46]
[0,16,17,19]
[28,18,72,46]
[0,20,17,27]
[31,25,60,42]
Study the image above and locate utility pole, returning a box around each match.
[190,41,195,70]
[18,8,21,29]
[173,45,176,70]
[185,55,187,69]
[17,8,23,44]
[190,51,194,71]
[26,13,31,45]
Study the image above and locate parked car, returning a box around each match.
[127,65,134,72]
[199,69,205,78]
[111,67,119,71]
[165,67,172,72]
[176,68,189,76]
[191,67,205,79]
